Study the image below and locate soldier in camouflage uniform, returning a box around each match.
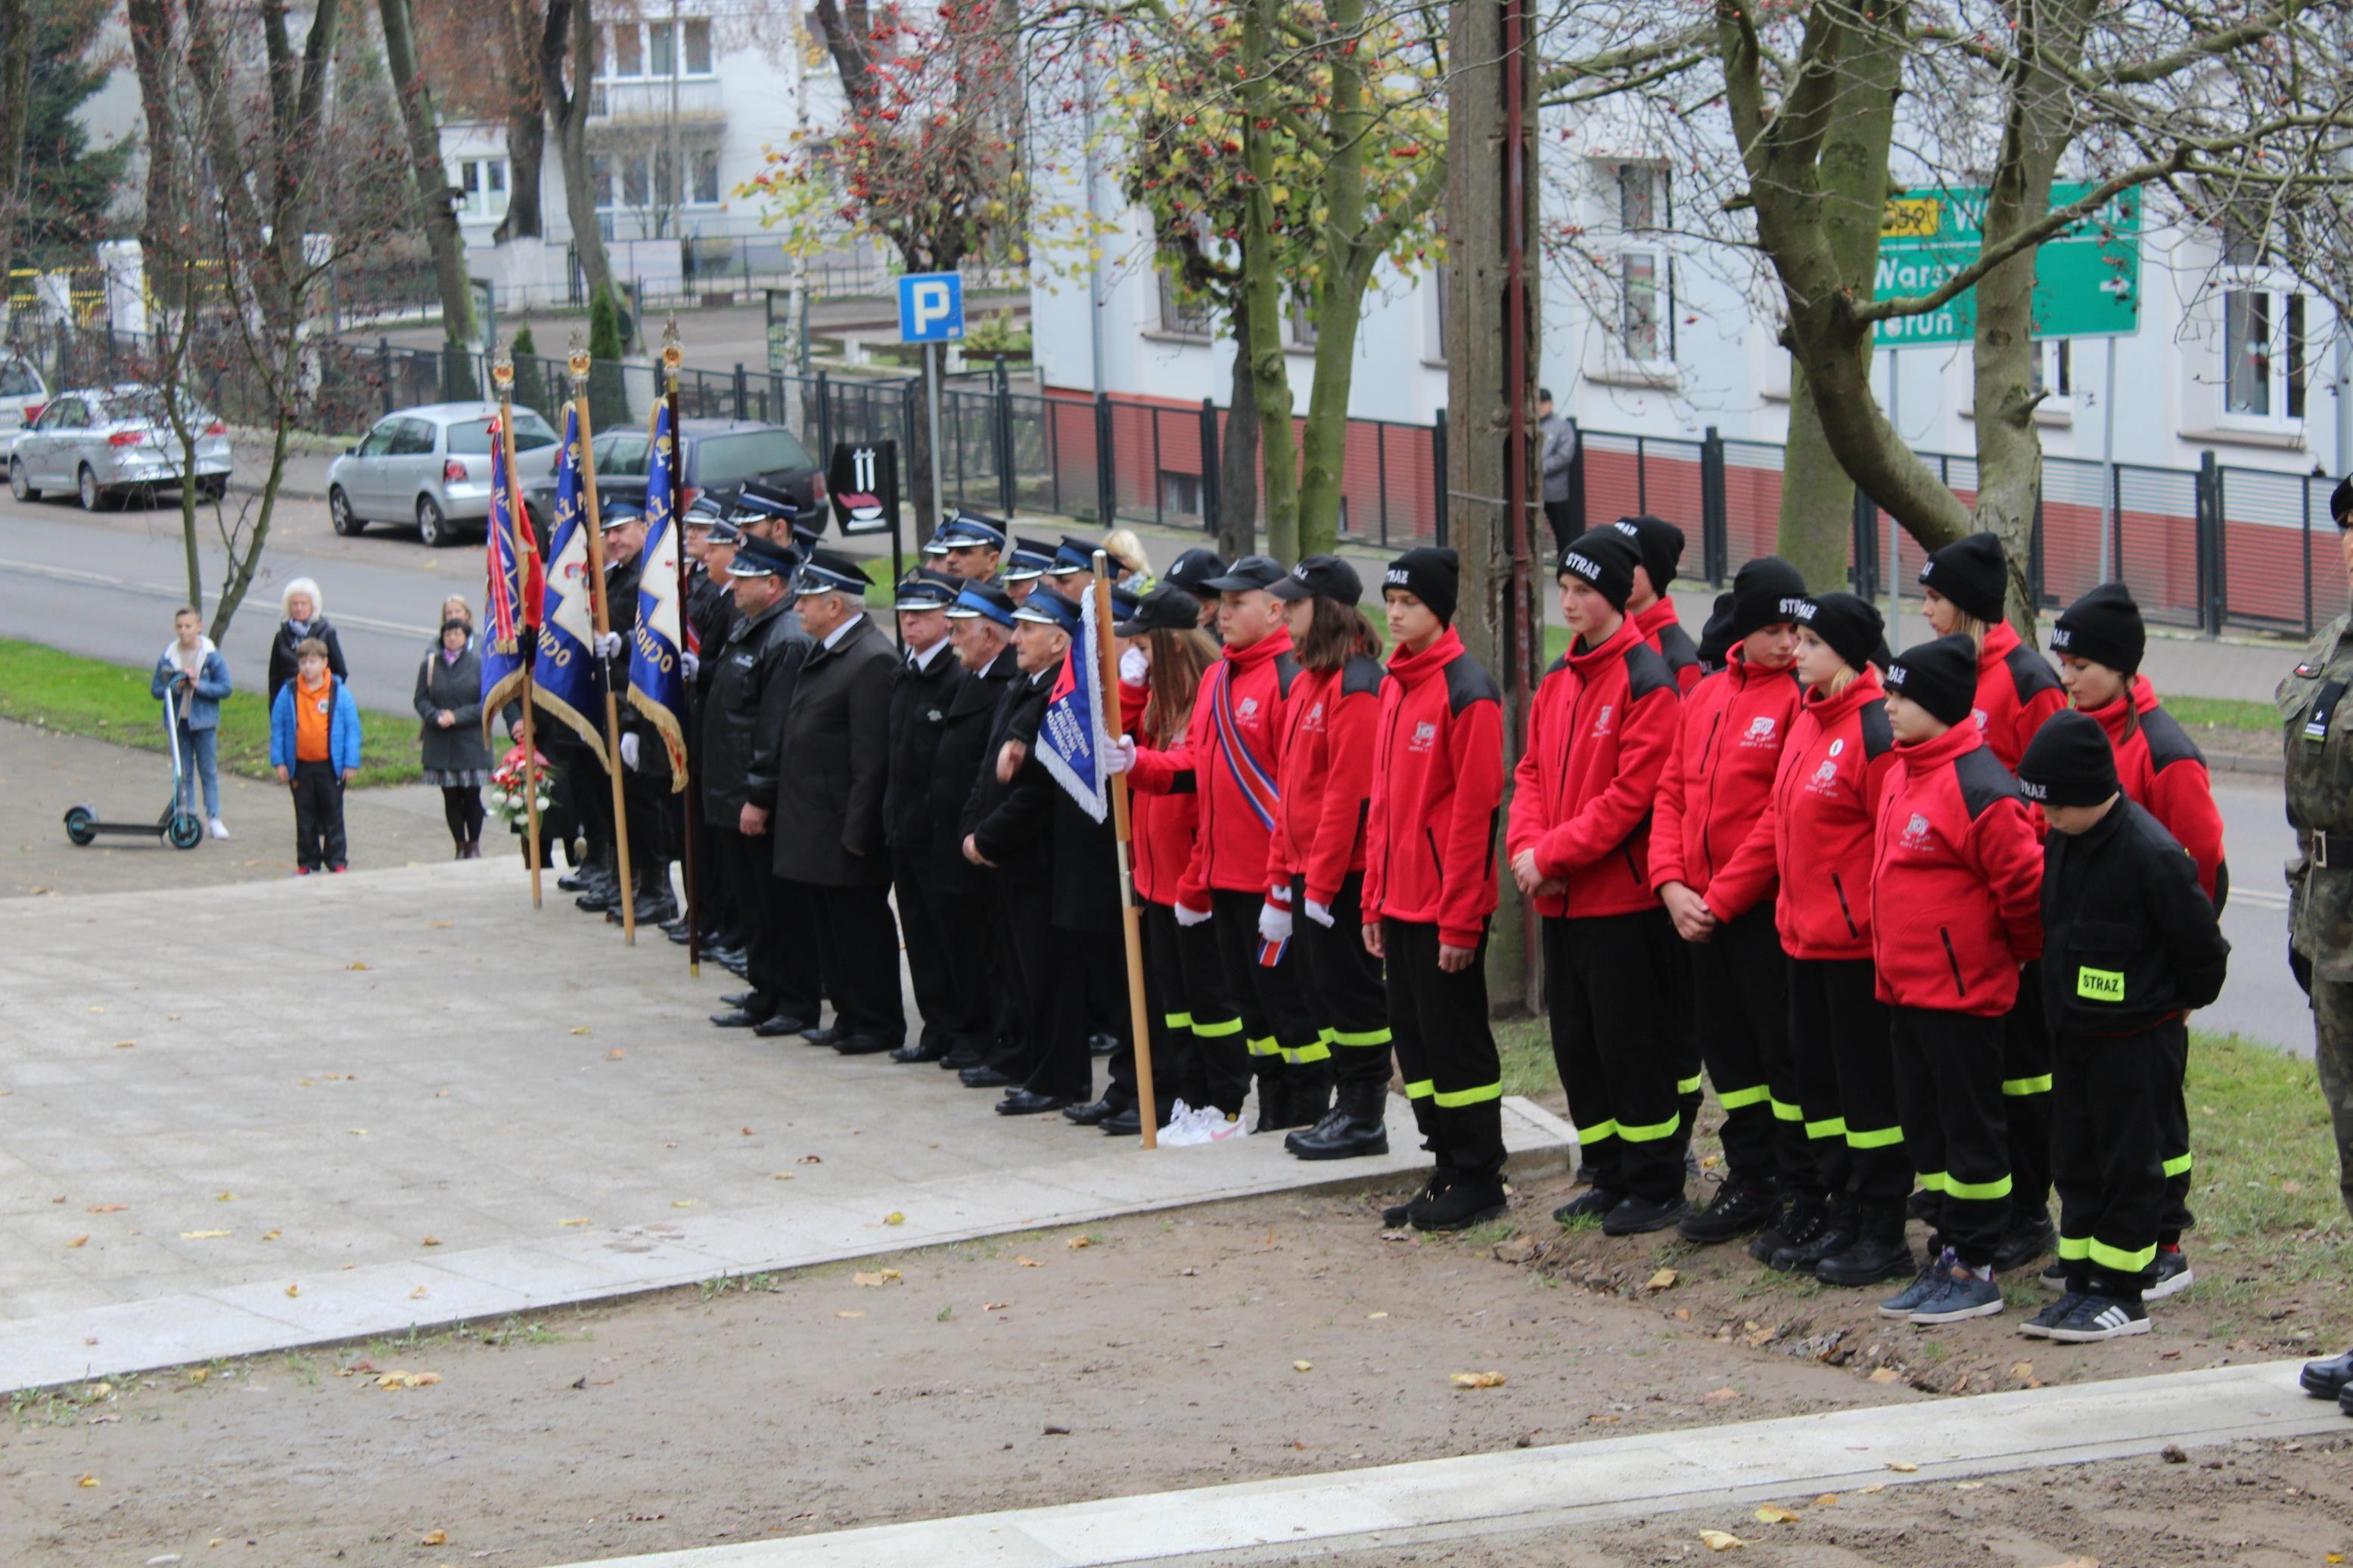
[2292,478,2353,1415]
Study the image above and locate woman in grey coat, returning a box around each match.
[415,617,493,856]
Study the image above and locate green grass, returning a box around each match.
[1497,1014,1556,1100]
[2166,695,2276,734]
[0,638,423,787]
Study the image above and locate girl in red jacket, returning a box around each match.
[1269,555,1392,1161]
[1725,593,1912,1285]
[2050,582,2228,1297]
[1097,588,1249,1144]
[1364,547,1508,1230]
[1873,634,2045,1324]
[1506,529,1687,1237]
[1652,557,1809,1248]
[1919,529,2069,1271]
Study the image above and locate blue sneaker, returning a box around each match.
[1878,1250,1951,1319]
[2019,1292,2085,1339]
[1910,1260,2004,1324]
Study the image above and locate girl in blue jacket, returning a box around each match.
[151,607,233,838]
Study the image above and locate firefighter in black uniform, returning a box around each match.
[883,567,970,1063]
[936,585,1024,1076]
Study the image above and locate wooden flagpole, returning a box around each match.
[661,321,701,978]
[1093,551,1158,1149]
[567,343,639,945]
[491,350,542,908]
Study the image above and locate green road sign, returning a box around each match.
[1873,181,2140,347]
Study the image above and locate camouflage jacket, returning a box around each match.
[2281,612,2353,979]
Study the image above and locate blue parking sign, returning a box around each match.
[897,272,964,344]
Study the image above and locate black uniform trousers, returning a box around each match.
[620,766,670,896]
[2158,1025,2195,1242]
[994,877,1058,1083]
[1691,904,1805,1188]
[556,736,613,862]
[1292,874,1393,1089]
[289,759,348,871]
[1209,886,1321,1086]
[1122,903,1251,1116]
[936,886,1005,1060]
[1031,923,1124,1101]
[2051,1020,2171,1299]
[1545,909,1684,1205]
[795,879,904,1048]
[893,859,958,1058]
[732,830,821,1024]
[1787,957,1909,1200]
[1668,941,1705,1164]
[2002,964,2054,1227]
[1890,1005,2010,1267]
[700,822,739,945]
[1383,918,1506,1181]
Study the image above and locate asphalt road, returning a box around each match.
[0,484,2309,1051]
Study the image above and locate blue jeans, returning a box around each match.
[173,721,220,818]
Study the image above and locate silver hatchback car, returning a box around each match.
[326,402,562,546]
[8,383,235,510]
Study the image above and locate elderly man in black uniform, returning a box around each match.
[771,549,905,1056]
[936,584,1024,1074]
[707,532,819,1031]
[665,501,732,951]
[883,567,968,1063]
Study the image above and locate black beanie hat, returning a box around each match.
[1791,591,1885,675]
[1558,528,1640,610]
[2051,582,2146,677]
[1730,556,1807,639]
[2332,475,2353,529]
[1383,546,1459,628]
[1918,531,2008,624]
[1885,634,1981,728]
[1609,514,1684,594]
[2018,709,2121,809]
[1696,591,1737,670]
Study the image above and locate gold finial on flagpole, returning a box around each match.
[567,332,590,390]
[492,348,514,396]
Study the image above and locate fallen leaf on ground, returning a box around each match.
[1856,1483,1885,1495]
[982,1301,1009,1311]
[884,1211,905,1225]
[261,1229,282,1241]
[799,1154,822,1164]
[836,1310,866,1319]
[558,1217,591,1228]
[1698,1529,1743,1551]
[671,1200,695,1209]
[569,1026,592,1036]
[409,1287,428,1299]
[428,921,452,929]
[187,1368,209,1383]
[853,1269,902,1287]
[1704,1386,1740,1403]
[1755,1504,1798,1524]
[1292,1361,1313,1373]
[1450,1371,1506,1389]
[741,1126,755,1135]
[76,1474,97,1488]
[112,1040,135,1049]
[64,1234,87,1247]
[419,1529,446,1546]
[216,1192,238,1202]
[1886,1461,1919,1473]
[1066,1235,1091,1250]
[88,1203,127,1213]
[346,961,369,970]
[347,1129,368,1137]
[2010,1361,2034,1382]
[421,1235,441,1247]
[605,1049,625,1060]
[1868,1367,1901,1383]
[179,1230,230,1240]
[284,1284,299,1298]
[1366,1310,1387,1319]
[1015,1256,1040,1268]
[771,1172,794,1180]
[1646,1268,1678,1290]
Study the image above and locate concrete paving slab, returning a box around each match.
[549,1360,2345,1567]
[0,858,1573,1390]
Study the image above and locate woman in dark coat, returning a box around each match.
[269,577,350,705]
[415,617,493,856]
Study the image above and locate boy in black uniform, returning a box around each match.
[2016,712,2230,1342]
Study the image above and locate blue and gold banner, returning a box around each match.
[527,404,610,767]
[478,415,542,731]
[626,402,690,787]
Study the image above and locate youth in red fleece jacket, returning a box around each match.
[1740,669,1901,961]
[1364,626,1503,949]
[1267,656,1381,909]
[1969,620,2068,771]
[1127,624,1300,908]
[2084,675,2227,905]
[1872,722,2044,1015]
[1634,597,1705,695]
[1649,645,1804,923]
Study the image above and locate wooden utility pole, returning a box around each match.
[1445,0,1543,1011]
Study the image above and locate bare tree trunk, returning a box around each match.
[1239,0,1298,563]
[0,0,33,303]
[496,107,546,241]
[378,0,475,349]
[1447,0,1540,1011]
[1217,291,1260,560]
[544,0,616,321]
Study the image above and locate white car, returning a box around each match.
[325,402,563,546]
[0,356,48,447]
[8,383,234,510]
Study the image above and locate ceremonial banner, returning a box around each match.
[1037,587,1111,824]
[527,404,610,767]
[626,402,690,783]
[478,415,544,729]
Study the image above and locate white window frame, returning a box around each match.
[596,17,719,82]
[2218,282,2308,430]
[1585,160,1677,388]
[450,156,511,222]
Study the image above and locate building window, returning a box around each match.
[620,151,650,207]
[590,154,614,208]
[684,18,713,73]
[2030,339,2072,401]
[1288,290,1318,349]
[611,23,643,77]
[1155,268,1210,337]
[649,20,674,76]
[692,148,720,205]
[1159,470,1203,517]
[2223,287,2308,421]
[1618,163,1665,232]
[452,157,511,221]
[1620,253,1661,360]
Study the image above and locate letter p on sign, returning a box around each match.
[897,272,965,344]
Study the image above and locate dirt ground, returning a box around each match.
[9,1184,1915,1567]
[1335,1434,2353,1566]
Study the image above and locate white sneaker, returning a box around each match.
[208,818,229,840]
[1199,1110,1246,1143]
[1163,1098,1194,1129]
[1158,1107,1210,1147]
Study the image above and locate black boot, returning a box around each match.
[1409,1171,1509,1232]
[1771,1193,1857,1274]
[558,845,610,894]
[1677,1169,1780,1245]
[1283,1081,1390,1161]
[1748,1190,1827,1265]
[1251,1073,1295,1133]
[1286,1063,1335,1132]
[1816,1198,1916,1287]
[1993,1208,2059,1274]
[1382,1165,1453,1227]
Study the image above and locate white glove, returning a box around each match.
[1104,735,1136,775]
[1174,902,1212,928]
[620,732,641,771]
[1304,899,1335,928]
[1119,645,1149,685]
[593,631,623,659]
[1257,900,1293,945]
[680,650,700,680]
